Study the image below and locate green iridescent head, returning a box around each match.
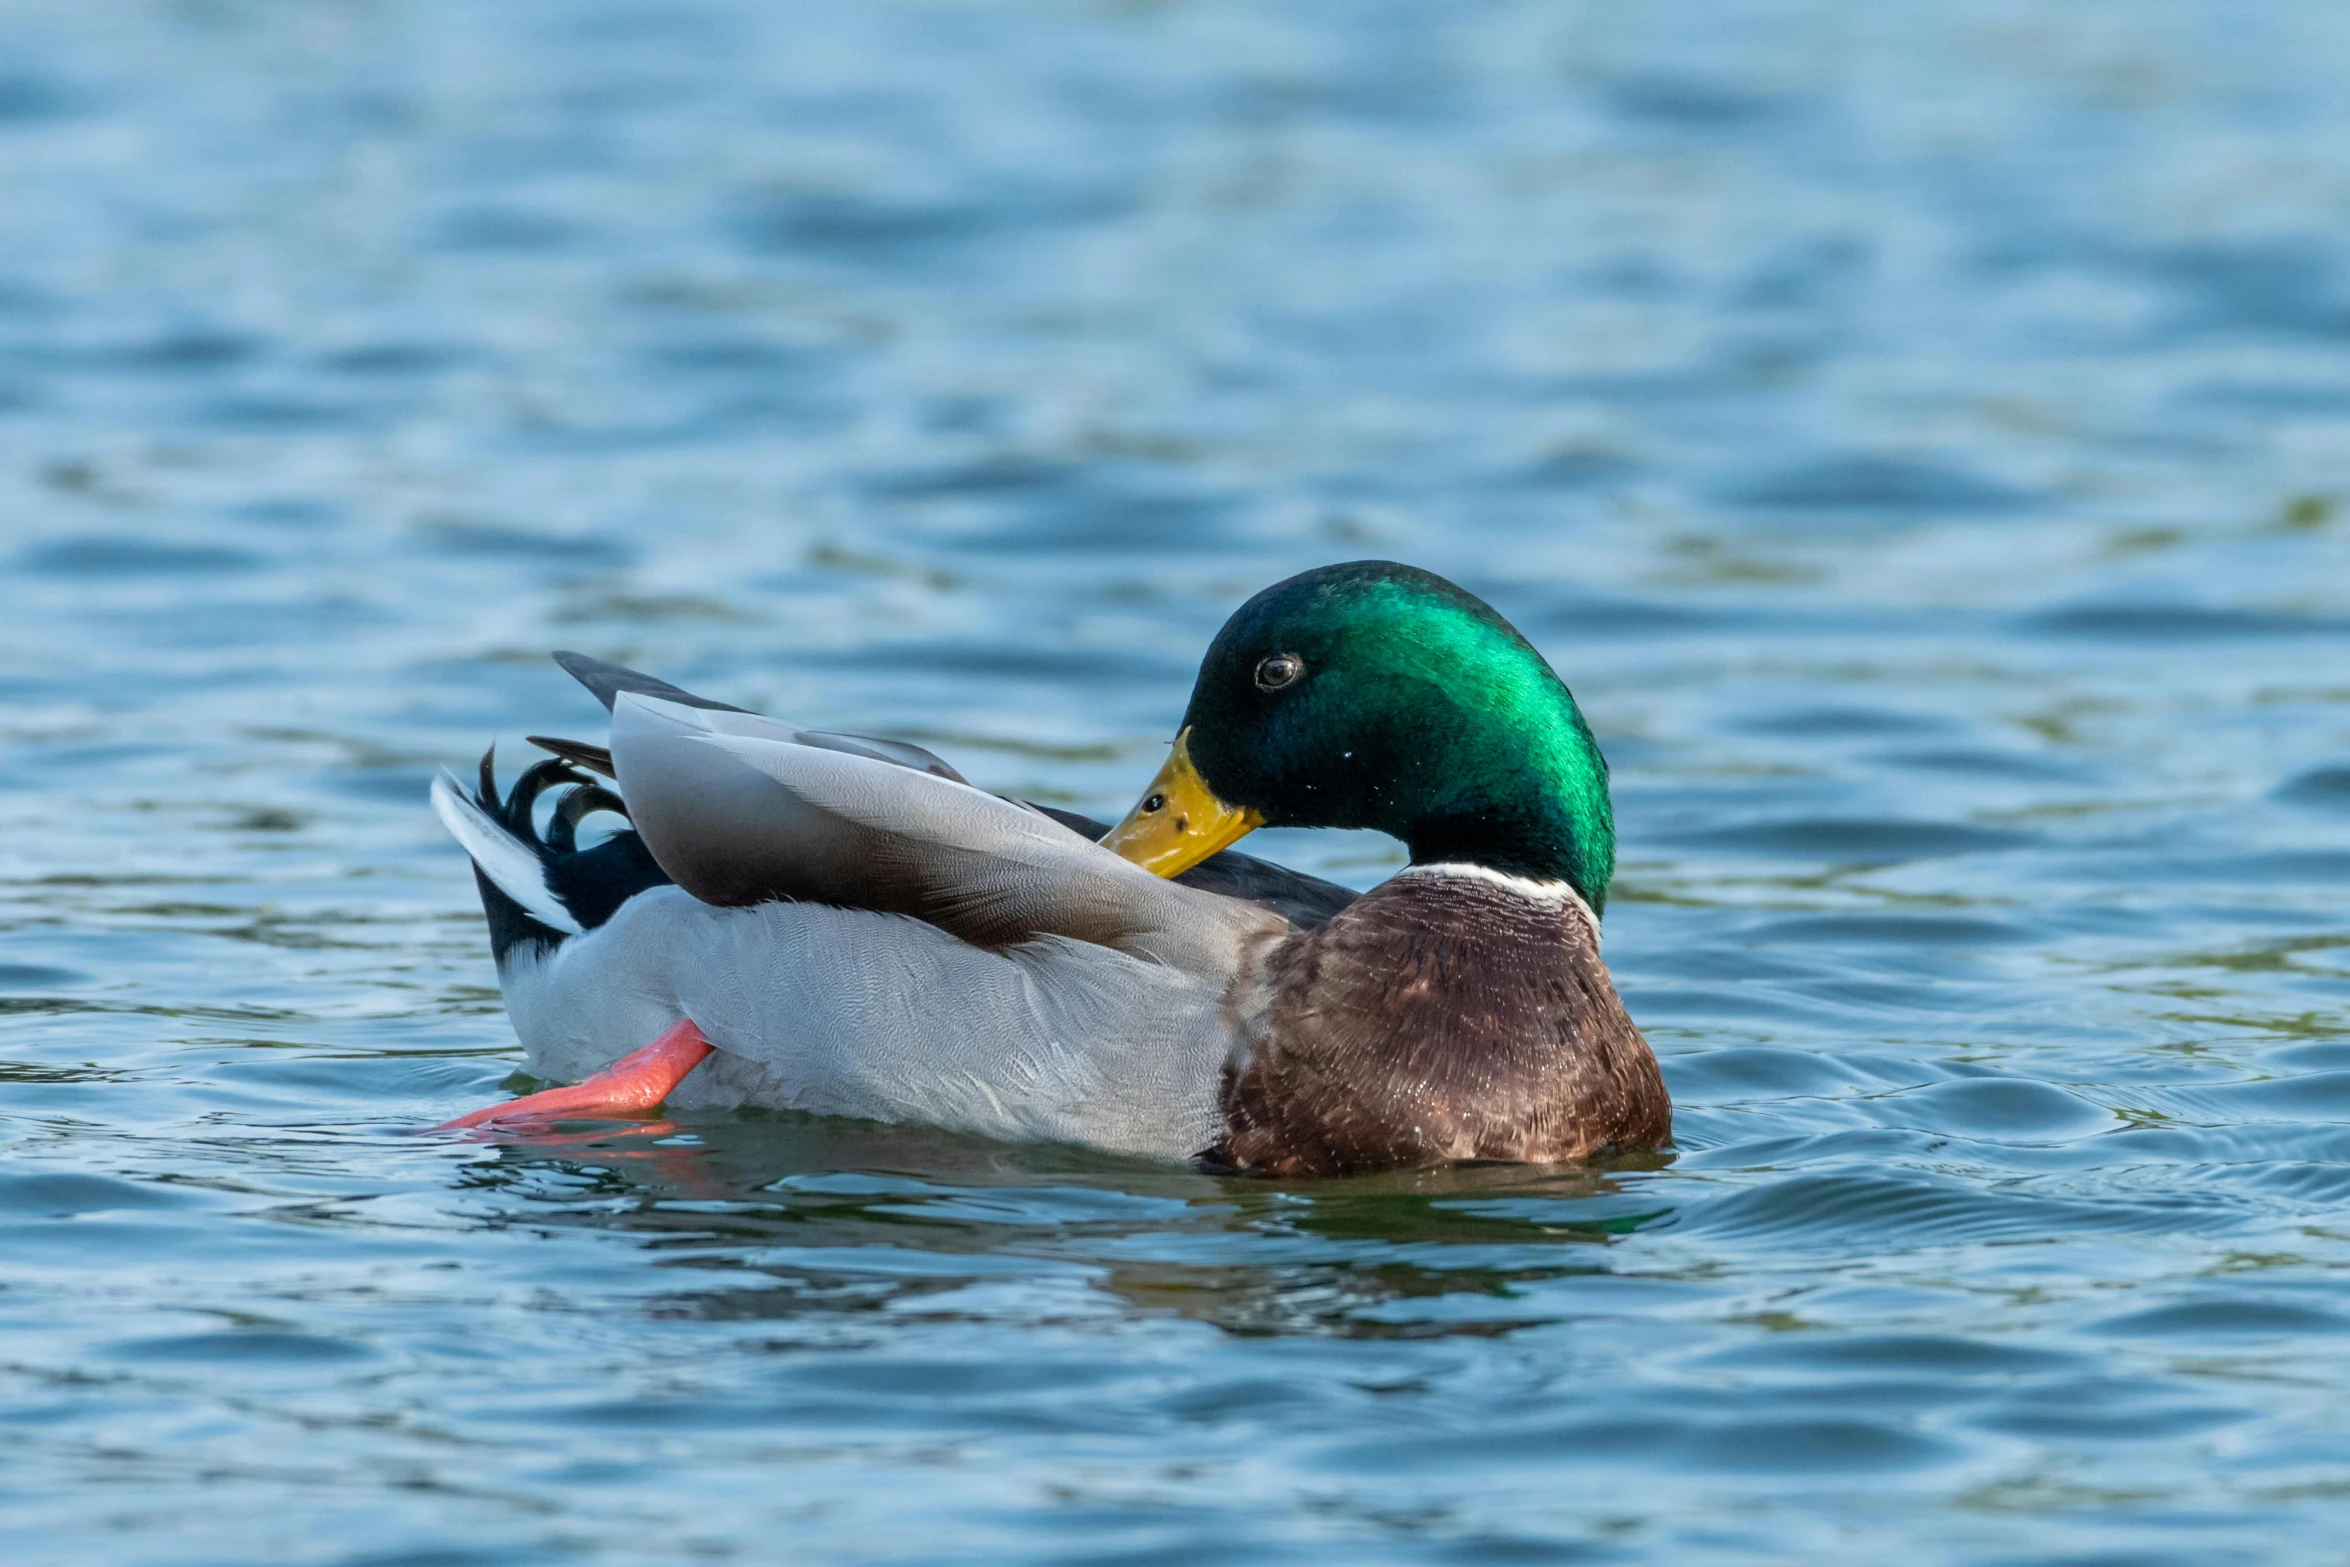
[1103,561,1617,911]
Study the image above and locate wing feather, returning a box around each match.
[553,651,967,781]
[610,693,1275,974]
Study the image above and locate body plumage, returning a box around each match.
[435,561,1671,1174]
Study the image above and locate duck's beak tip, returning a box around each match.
[1098,728,1263,878]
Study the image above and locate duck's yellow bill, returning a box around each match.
[1100,728,1263,878]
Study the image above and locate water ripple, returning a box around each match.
[4,1,2350,1562]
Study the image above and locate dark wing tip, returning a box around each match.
[551,650,749,715]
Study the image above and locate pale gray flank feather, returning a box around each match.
[496,890,1234,1157]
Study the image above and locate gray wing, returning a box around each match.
[553,651,968,782]
[610,693,1280,976]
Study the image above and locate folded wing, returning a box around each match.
[555,650,968,781]
[551,651,1358,928]
[611,693,1280,975]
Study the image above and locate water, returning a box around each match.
[5,1,2350,1560]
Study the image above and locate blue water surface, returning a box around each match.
[5,2,2350,1562]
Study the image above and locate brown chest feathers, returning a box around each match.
[1214,867,1670,1177]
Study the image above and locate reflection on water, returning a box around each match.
[5,0,2350,1561]
[468,1124,1656,1339]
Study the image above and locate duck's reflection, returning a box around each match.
[449,1112,1676,1338]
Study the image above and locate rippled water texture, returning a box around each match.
[7,2,2350,1562]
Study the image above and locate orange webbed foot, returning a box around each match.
[436,1020,714,1134]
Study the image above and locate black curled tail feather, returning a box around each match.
[470,749,673,963]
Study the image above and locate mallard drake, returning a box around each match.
[432,560,1669,1175]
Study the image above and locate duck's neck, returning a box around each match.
[1404,792,1611,911]
[1381,675,1615,911]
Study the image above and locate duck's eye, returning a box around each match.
[1143,793,1166,813]
[1254,653,1303,692]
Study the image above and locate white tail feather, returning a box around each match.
[430,768,585,935]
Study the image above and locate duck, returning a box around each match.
[430,560,1669,1176]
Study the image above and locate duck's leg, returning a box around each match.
[436,1020,714,1132]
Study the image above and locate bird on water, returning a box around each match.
[432,560,1669,1176]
